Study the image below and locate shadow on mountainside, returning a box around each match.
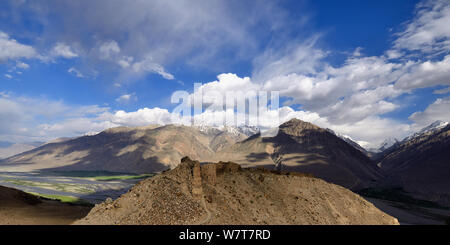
[238,127,380,190]
[3,130,170,173]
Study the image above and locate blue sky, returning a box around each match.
[1,0,450,149]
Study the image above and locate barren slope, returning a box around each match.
[0,124,247,173]
[211,119,381,190]
[0,185,91,225]
[75,157,398,225]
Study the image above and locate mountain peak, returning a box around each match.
[419,120,449,134]
[403,120,449,142]
[279,118,321,136]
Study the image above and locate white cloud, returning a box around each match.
[433,87,450,94]
[189,73,259,107]
[8,0,294,83]
[0,86,415,149]
[131,56,175,80]
[0,93,68,139]
[51,42,79,59]
[92,102,411,149]
[352,47,364,57]
[393,0,450,54]
[327,116,411,148]
[0,31,37,61]
[395,55,450,90]
[256,47,406,113]
[99,40,120,59]
[2,0,450,150]
[252,37,326,83]
[409,96,450,129]
[4,74,12,79]
[0,92,113,142]
[115,94,137,103]
[16,61,30,69]
[319,85,402,124]
[68,67,84,78]
[105,107,174,127]
[37,118,117,138]
[117,56,133,68]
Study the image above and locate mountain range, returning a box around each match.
[0,141,44,159]
[210,119,381,190]
[0,124,246,173]
[1,118,449,206]
[376,122,450,206]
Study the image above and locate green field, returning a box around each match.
[3,179,95,193]
[88,173,154,181]
[28,192,93,206]
[47,170,154,181]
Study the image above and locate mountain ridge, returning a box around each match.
[376,122,450,206]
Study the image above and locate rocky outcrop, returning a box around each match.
[75,157,399,225]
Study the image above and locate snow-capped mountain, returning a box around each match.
[404,120,449,142]
[377,120,450,206]
[371,138,400,153]
[84,131,100,136]
[326,128,367,154]
[371,121,449,154]
[234,125,260,136]
[195,125,260,137]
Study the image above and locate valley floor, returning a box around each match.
[364,197,450,225]
[1,170,448,225]
[0,171,152,204]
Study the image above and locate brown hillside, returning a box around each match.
[0,185,91,225]
[0,124,246,173]
[75,157,398,225]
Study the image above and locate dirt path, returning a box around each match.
[195,197,213,225]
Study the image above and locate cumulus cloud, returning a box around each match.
[104,107,174,127]
[16,61,30,69]
[321,85,402,124]
[2,0,450,149]
[256,45,406,113]
[4,74,12,79]
[99,40,120,59]
[92,102,411,148]
[117,56,133,69]
[327,116,411,148]
[0,31,37,61]
[395,55,450,90]
[51,42,78,59]
[115,94,137,103]
[409,96,450,129]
